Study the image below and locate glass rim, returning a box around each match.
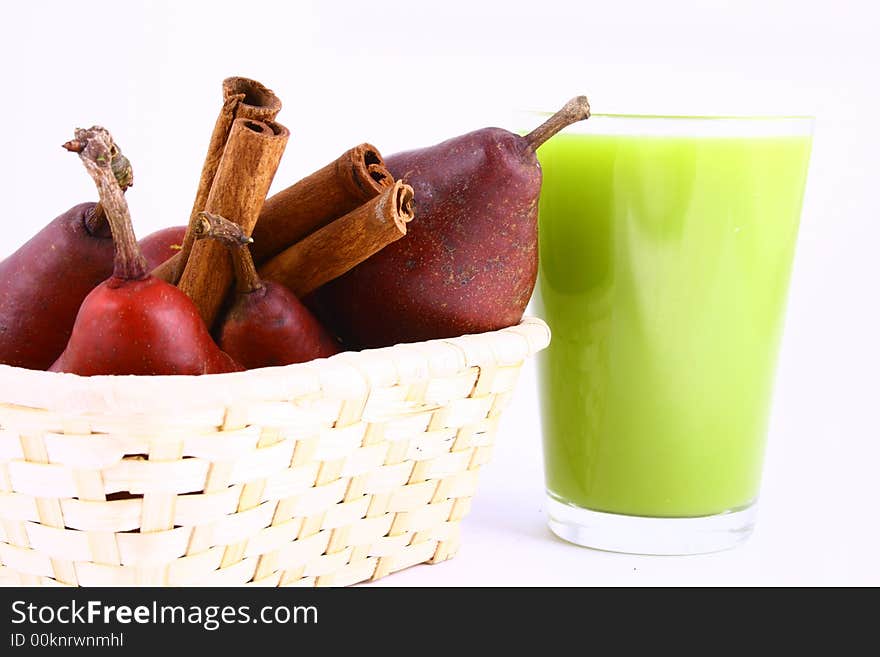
[523,111,815,137]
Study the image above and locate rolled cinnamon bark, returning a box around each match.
[198,78,282,218]
[249,143,393,264]
[154,77,282,284]
[259,180,414,298]
[177,118,289,326]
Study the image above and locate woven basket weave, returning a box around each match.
[0,317,549,587]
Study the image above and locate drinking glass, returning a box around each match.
[533,114,813,554]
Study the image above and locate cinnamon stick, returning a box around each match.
[259,180,414,298]
[177,118,289,326]
[249,143,393,264]
[153,76,281,283]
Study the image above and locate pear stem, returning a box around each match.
[67,140,133,237]
[194,212,262,294]
[84,204,112,238]
[523,96,591,152]
[65,127,148,280]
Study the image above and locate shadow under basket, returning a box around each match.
[0,317,549,587]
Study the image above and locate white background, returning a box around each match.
[1,1,877,585]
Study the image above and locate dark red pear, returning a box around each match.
[49,126,242,376]
[139,225,186,271]
[193,212,339,369]
[309,96,590,349]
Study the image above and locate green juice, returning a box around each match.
[535,126,812,518]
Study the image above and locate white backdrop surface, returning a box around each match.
[0,1,877,585]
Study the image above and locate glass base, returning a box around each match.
[546,495,757,556]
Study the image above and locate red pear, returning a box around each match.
[139,225,186,271]
[193,212,339,369]
[309,97,590,349]
[50,126,241,376]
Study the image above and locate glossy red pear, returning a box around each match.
[192,212,339,369]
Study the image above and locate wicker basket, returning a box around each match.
[0,317,549,587]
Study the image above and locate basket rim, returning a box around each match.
[0,317,550,415]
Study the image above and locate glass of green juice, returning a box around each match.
[533,113,813,554]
